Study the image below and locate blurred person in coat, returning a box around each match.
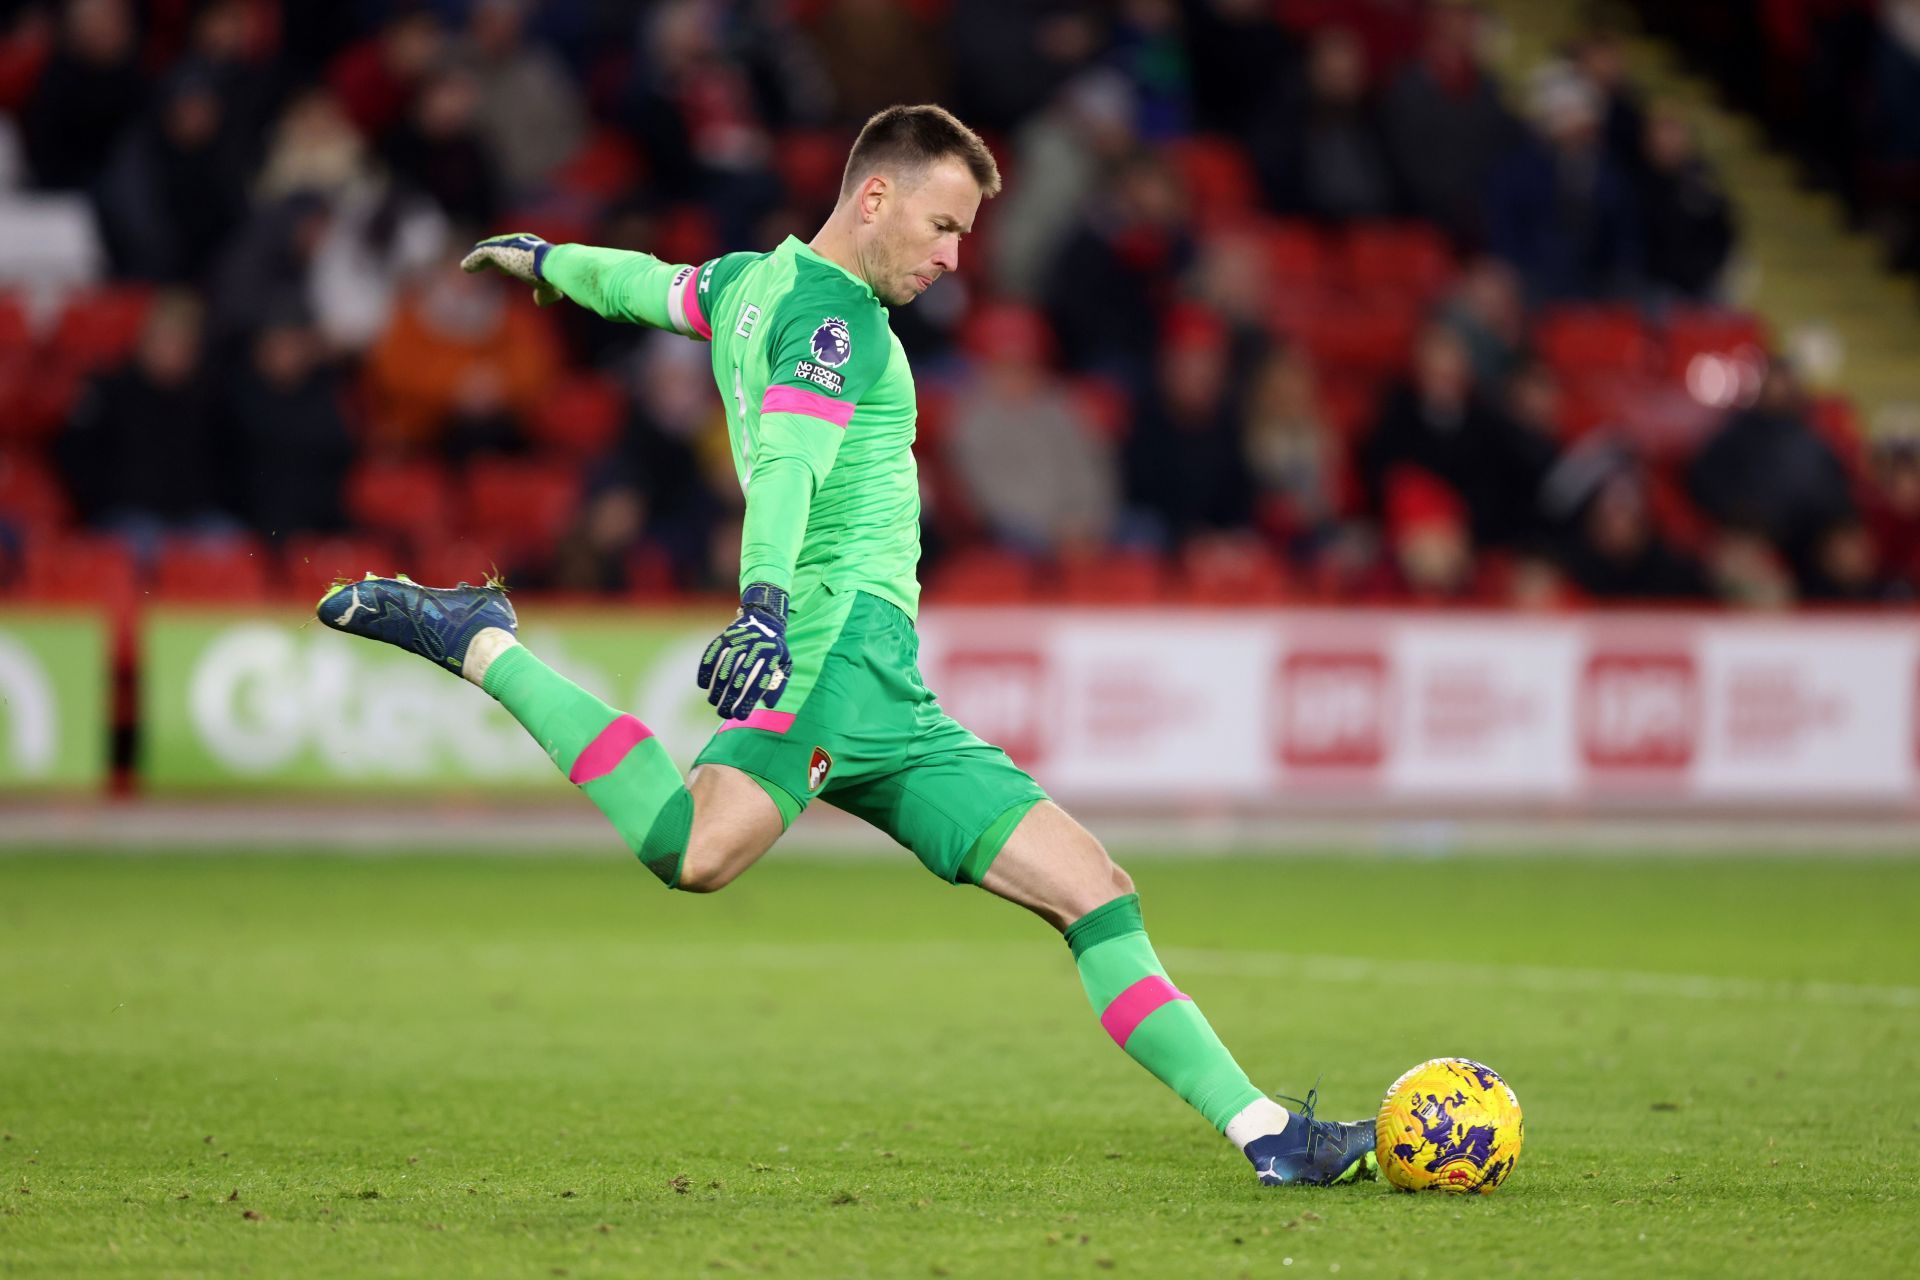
[22,0,142,190]
[360,250,559,457]
[945,304,1118,554]
[222,300,354,535]
[1636,107,1736,300]
[56,291,238,553]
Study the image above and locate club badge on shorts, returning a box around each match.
[808,746,833,793]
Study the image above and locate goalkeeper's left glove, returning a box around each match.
[696,583,793,721]
[460,232,563,306]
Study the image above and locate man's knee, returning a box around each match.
[673,837,743,893]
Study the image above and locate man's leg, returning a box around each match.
[316,576,783,888]
[980,801,1375,1186]
[478,640,784,889]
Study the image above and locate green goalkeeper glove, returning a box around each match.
[460,232,563,307]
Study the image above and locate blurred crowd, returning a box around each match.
[1632,0,1920,278]
[0,0,1916,610]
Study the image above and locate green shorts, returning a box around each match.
[692,588,1048,884]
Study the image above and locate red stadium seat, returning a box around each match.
[50,287,152,372]
[922,547,1039,603]
[1056,549,1168,604]
[1534,306,1656,379]
[1169,136,1260,226]
[1810,395,1869,482]
[1293,299,1419,378]
[1263,221,1330,292]
[460,458,581,551]
[528,374,625,458]
[773,129,853,209]
[0,291,32,350]
[410,537,513,588]
[1176,536,1291,604]
[0,350,83,446]
[1344,223,1456,301]
[1664,307,1770,380]
[0,450,71,534]
[551,128,643,200]
[280,533,400,598]
[345,460,454,545]
[153,535,272,601]
[22,534,138,607]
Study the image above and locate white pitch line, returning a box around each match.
[1163,949,1920,1011]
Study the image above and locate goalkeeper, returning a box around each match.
[319,104,1374,1187]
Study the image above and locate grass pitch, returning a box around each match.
[2,847,1916,1278]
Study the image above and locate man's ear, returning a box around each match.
[858,174,888,224]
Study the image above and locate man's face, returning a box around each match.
[859,158,981,306]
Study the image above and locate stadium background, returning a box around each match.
[0,0,1917,815]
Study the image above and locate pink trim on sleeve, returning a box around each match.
[681,267,711,339]
[760,385,853,428]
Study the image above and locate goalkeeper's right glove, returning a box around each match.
[460,232,563,307]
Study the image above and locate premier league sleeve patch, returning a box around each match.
[809,317,852,368]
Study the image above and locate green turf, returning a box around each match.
[2,849,1917,1278]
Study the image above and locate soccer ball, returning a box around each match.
[1375,1058,1524,1194]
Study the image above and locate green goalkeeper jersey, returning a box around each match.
[542,236,921,619]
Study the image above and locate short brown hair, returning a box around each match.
[840,104,1001,200]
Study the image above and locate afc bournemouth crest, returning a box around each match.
[808,746,833,792]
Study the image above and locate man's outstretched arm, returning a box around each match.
[460,233,712,339]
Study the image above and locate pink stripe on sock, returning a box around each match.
[681,267,710,339]
[1099,975,1190,1047]
[761,385,854,428]
[567,714,654,784]
[715,708,797,735]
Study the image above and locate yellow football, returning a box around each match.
[1375,1058,1524,1193]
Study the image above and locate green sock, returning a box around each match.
[482,645,693,886]
[1064,894,1266,1133]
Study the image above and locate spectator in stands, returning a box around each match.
[56,291,237,553]
[1865,431,1920,589]
[1253,25,1401,223]
[948,0,1102,133]
[22,0,142,191]
[253,90,450,353]
[1435,256,1525,386]
[1241,342,1348,561]
[361,250,559,457]
[1552,457,1710,600]
[1569,23,1648,179]
[209,191,332,348]
[186,0,275,177]
[1687,361,1855,582]
[1488,63,1640,302]
[991,70,1137,300]
[623,0,785,246]
[1127,304,1254,543]
[1361,322,1550,550]
[806,0,951,129]
[1801,518,1903,603]
[94,62,251,282]
[463,0,586,196]
[1874,0,1920,167]
[223,302,352,535]
[1107,0,1191,139]
[327,6,445,142]
[1045,148,1193,392]
[1381,0,1517,245]
[382,61,501,228]
[946,305,1118,554]
[1182,0,1299,136]
[1383,466,1476,601]
[1637,107,1736,300]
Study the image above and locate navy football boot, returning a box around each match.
[1244,1088,1379,1187]
[315,573,517,677]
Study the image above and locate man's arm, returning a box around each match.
[460,233,713,339]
